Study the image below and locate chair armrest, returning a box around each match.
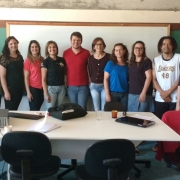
[16,150,34,158]
[103,158,121,167]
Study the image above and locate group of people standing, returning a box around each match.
[0,33,180,128]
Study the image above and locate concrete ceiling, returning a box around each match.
[0,0,179,11]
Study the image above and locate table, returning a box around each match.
[7,111,180,159]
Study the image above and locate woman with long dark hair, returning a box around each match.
[0,36,24,110]
[24,40,44,110]
[128,41,154,112]
[104,43,129,110]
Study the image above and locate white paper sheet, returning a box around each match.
[28,111,61,133]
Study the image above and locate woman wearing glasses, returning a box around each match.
[24,40,44,110]
[88,37,110,111]
[128,41,154,112]
[0,36,24,110]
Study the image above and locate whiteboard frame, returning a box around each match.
[6,21,170,60]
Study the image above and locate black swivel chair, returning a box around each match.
[104,101,151,177]
[1,131,60,180]
[75,139,135,180]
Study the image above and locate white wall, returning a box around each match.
[1,8,180,23]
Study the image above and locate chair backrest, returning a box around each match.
[84,139,135,178]
[104,102,125,112]
[1,131,52,167]
[162,111,180,135]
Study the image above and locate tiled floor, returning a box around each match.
[1,141,180,180]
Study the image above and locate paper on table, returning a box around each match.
[131,114,153,120]
[28,111,61,133]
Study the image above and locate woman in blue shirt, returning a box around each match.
[104,43,129,110]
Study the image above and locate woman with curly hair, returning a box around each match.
[128,41,154,112]
[104,43,129,110]
[0,36,24,110]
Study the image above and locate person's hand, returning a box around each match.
[4,91,11,100]
[160,90,170,100]
[164,96,171,102]
[27,93,33,102]
[45,94,51,102]
[139,92,146,102]
[106,94,111,102]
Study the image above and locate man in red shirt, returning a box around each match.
[63,32,90,110]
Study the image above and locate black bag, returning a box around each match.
[48,103,87,120]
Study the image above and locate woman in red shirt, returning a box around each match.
[24,40,44,110]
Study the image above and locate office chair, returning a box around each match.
[1,131,60,180]
[104,101,126,112]
[75,139,135,180]
[156,111,180,172]
[104,101,151,177]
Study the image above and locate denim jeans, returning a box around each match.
[110,92,128,111]
[67,86,89,111]
[29,86,44,111]
[44,85,66,110]
[90,83,106,111]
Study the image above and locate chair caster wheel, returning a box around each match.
[135,172,141,178]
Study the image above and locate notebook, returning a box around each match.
[115,116,155,128]
[28,111,61,133]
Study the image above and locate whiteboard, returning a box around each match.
[6,22,170,60]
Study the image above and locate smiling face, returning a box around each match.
[48,43,57,56]
[161,39,173,55]
[8,39,18,53]
[134,43,144,58]
[71,36,82,50]
[93,40,104,53]
[30,43,39,57]
[114,45,126,59]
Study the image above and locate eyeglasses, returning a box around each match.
[95,43,103,46]
[134,47,144,50]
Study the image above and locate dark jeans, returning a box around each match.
[4,88,23,110]
[154,101,176,119]
[29,86,44,111]
[110,92,128,111]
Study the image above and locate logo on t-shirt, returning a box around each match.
[59,63,64,67]
[157,65,175,72]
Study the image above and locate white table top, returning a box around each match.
[7,111,180,142]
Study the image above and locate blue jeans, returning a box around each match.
[67,86,89,111]
[128,94,154,112]
[90,83,106,111]
[110,92,128,111]
[44,85,66,110]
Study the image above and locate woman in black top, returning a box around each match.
[41,41,66,110]
[88,37,110,111]
[0,36,24,110]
